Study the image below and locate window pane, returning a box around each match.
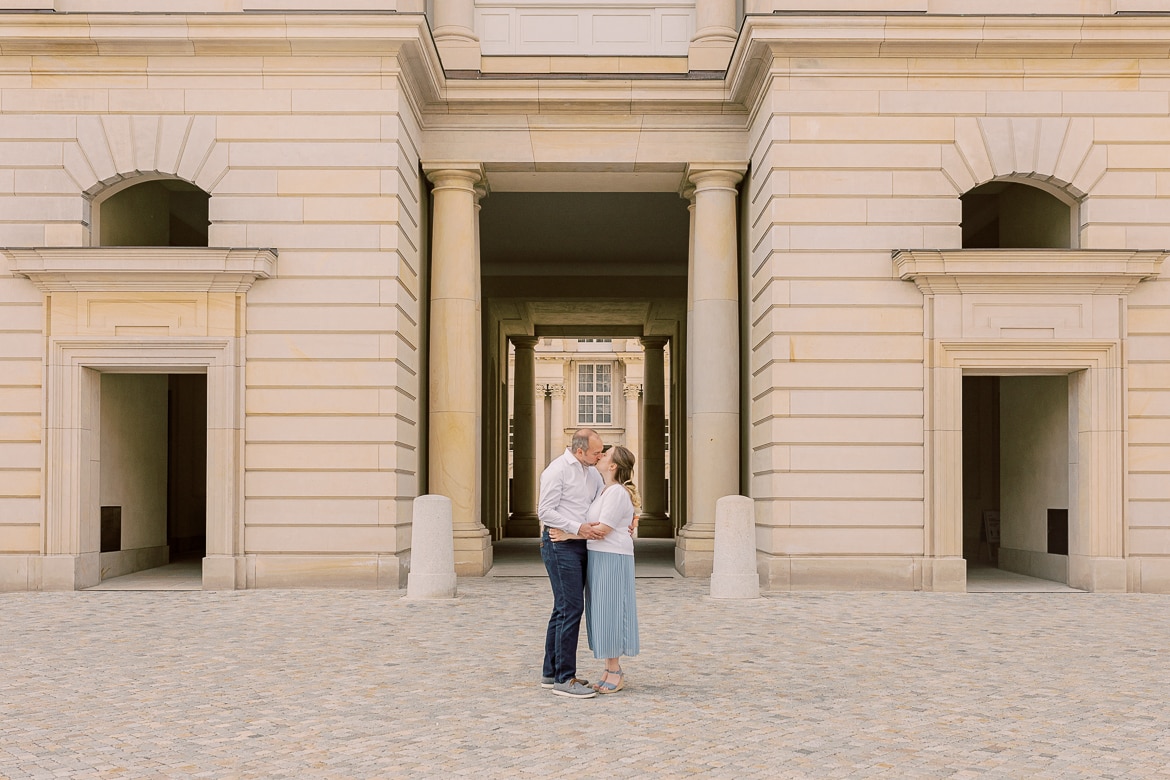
[578,364,593,392]
[596,364,611,392]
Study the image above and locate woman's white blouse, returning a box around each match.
[585,483,636,556]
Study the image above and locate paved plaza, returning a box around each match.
[2,571,1170,779]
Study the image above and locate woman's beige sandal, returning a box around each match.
[595,669,624,694]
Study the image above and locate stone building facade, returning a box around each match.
[1,0,1169,593]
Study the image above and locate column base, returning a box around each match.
[203,555,245,590]
[433,28,481,71]
[42,553,100,591]
[636,512,672,539]
[454,527,493,576]
[924,557,966,593]
[688,30,736,71]
[505,512,541,538]
[1069,555,1127,593]
[675,528,714,577]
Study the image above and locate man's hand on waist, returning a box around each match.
[577,522,604,540]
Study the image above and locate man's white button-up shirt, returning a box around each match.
[537,448,603,534]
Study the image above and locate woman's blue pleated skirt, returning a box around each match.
[585,550,640,659]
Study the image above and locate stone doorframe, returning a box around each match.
[43,339,244,590]
[897,248,1167,593]
[7,246,273,590]
[927,343,1122,593]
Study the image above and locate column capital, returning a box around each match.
[640,335,669,351]
[624,383,642,400]
[423,163,485,193]
[548,383,566,400]
[512,336,539,350]
[685,163,747,192]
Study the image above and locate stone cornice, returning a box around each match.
[0,12,433,56]
[893,249,1168,295]
[729,14,1170,107]
[0,13,445,109]
[6,11,1170,119]
[5,247,276,292]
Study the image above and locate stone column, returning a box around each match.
[683,187,696,542]
[432,0,481,71]
[535,384,548,474]
[639,337,670,539]
[678,164,745,576]
[689,0,737,71]
[425,164,491,575]
[548,383,565,458]
[623,383,641,485]
[507,337,540,536]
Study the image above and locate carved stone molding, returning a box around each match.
[4,247,276,293]
[894,249,1166,295]
[896,249,1167,342]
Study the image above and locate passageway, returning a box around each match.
[962,375,1077,590]
[92,373,207,586]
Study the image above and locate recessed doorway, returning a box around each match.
[92,373,206,588]
[962,375,1077,589]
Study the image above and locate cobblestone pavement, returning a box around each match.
[3,577,1170,779]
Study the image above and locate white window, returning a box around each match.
[577,363,613,425]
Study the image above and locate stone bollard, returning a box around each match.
[406,495,457,599]
[709,495,760,599]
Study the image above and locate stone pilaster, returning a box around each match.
[425,164,491,575]
[548,383,566,458]
[623,383,642,486]
[507,336,540,536]
[677,164,746,576]
[639,337,671,539]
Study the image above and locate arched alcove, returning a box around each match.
[95,178,210,248]
[961,181,1077,250]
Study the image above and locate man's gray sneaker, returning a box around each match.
[552,678,596,699]
[540,676,554,689]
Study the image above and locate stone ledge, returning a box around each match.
[5,247,276,293]
[894,248,1167,295]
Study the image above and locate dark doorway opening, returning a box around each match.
[962,375,1071,586]
[96,372,207,584]
[168,374,207,561]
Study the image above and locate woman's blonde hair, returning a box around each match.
[610,445,641,510]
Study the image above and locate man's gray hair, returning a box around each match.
[571,428,597,454]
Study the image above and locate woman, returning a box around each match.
[552,444,641,693]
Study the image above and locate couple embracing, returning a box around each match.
[538,428,641,699]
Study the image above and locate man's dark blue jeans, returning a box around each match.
[541,529,588,684]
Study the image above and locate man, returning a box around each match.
[538,427,605,699]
